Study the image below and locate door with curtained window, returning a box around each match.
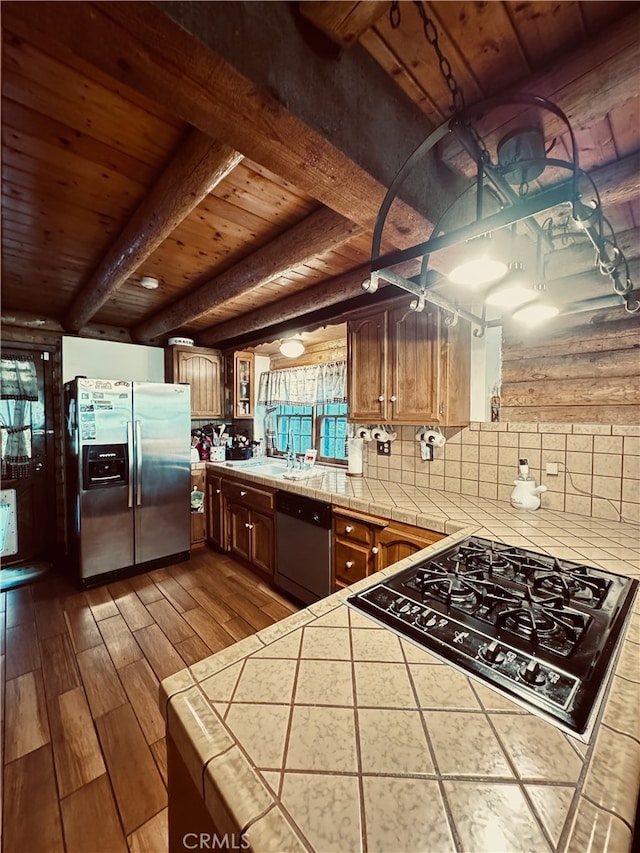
[1,345,55,568]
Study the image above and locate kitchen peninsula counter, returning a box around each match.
[163,468,640,852]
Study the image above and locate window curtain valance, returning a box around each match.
[1,355,38,401]
[257,360,346,407]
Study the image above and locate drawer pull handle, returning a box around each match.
[240,490,247,496]
[345,560,354,569]
[372,546,379,554]
[345,525,353,533]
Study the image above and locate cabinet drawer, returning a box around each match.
[222,478,275,512]
[333,515,374,546]
[334,541,369,585]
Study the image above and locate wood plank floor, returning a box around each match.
[0,548,299,853]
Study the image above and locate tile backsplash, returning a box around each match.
[364,423,640,525]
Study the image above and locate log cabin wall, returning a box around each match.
[499,310,640,425]
[364,422,639,525]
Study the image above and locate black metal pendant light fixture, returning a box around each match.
[363,2,638,334]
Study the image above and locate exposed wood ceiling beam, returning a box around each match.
[64,128,242,332]
[443,11,640,172]
[197,262,373,347]
[299,1,391,48]
[582,152,640,209]
[133,207,365,342]
[4,1,437,249]
[1,310,134,344]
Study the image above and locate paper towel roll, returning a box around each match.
[347,437,364,477]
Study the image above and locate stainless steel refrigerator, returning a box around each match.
[65,377,191,585]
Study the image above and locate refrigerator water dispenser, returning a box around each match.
[82,444,128,490]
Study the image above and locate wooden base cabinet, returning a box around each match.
[332,511,384,590]
[222,478,275,581]
[332,510,444,591]
[347,299,470,425]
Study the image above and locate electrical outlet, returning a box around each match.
[377,440,391,456]
[546,461,559,476]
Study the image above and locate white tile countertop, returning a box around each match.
[162,465,640,852]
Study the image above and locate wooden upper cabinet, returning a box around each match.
[347,309,388,421]
[234,351,254,419]
[347,299,470,426]
[165,345,223,418]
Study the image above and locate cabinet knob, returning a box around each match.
[245,522,253,529]
[240,490,247,496]
[372,546,379,554]
[378,395,385,402]
[345,561,354,569]
[345,525,353,533]
[390,395,397,403]
[216,488,221,494]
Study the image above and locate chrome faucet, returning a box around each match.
[285,449,295,469]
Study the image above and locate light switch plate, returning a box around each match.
[545,461,559,476]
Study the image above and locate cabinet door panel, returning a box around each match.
[178,351,222,417]
[375,525,443,571]
[228,503,251,562]
[206,475,223,549]
[347,311,388,422]
[390,305,440,423]
[250,510,274,579]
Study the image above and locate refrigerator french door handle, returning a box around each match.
[127,421,134,508]
[135,420,143,506]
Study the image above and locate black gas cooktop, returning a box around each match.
[347,536,638,739]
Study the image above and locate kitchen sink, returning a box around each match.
[224,459,316,479]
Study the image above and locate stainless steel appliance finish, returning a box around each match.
[65,378,191,584]
[276,491,332,606]
[347,536,638,741]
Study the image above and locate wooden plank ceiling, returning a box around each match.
[1,1,639,350]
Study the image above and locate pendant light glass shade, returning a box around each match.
[279,338,305,358]
[449,235,508,287]
[512,302,560,327]
[484,263,537,309]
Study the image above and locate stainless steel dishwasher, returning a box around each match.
[275,490,332,605]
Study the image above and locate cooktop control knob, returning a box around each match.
[416,610,437,629]
[520,659,546,686]
[483,640,505,664]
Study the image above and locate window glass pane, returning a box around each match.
[317,402,348,462]
[274,405,312,454]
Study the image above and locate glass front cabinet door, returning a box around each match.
[234,351,254,418]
